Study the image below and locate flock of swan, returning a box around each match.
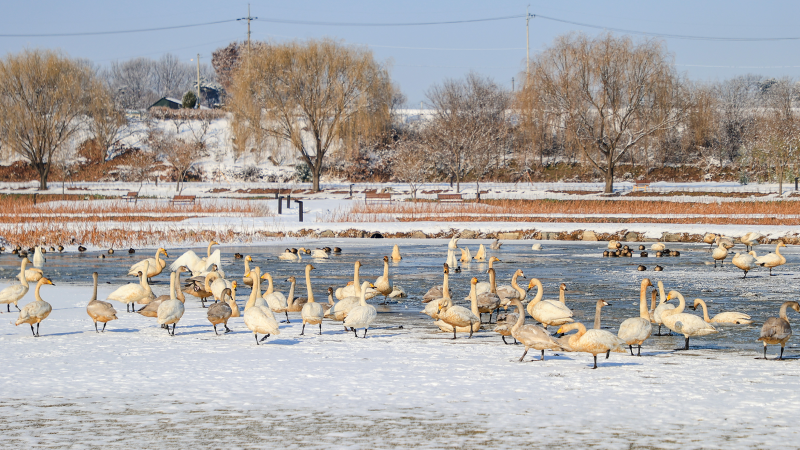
[0,234,795,367]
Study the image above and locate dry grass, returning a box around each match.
[323,199,800,225]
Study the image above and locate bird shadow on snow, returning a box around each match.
[43,331,83,337]
[103,328,140,333]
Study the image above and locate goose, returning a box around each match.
[374,255,394,304]
[476,268,501,323]
[758,301,800,360]
[661,290,718,350]
[740,232,762,251]
[557,316,627,369]
[0,258,31,312]
[474,244,486,261]
[33,246,45,268]
[490,239,502,250]
[526,278,574,329]
[692,298,752,325]
[242,255,254,286]
[335,261,377,300]
[127,248,169,281]
[299,264,324,335]
[459,246,473,262]
[617,279,653,356]
[391,244,402,261]
[86,272,117,333]
[343,281,378,337]
[756,242,787,276]
[108,262,154,312]
[495,269,526,301]
[243,271,281,345]
[421,264,451,319]
[608,240,623,250]
[333,247,342,253]
[712,237,728,267]
[205,272,236,302]
[651,280,675,336]
[15,277,54,337]
[436,277,481,339]
[207,288,233,334]
[157,272,185,336]
[650,243,666,251]
[311,248,329,258]
[261,272,289,322]
[732,251,758,278]
[169,241,223,277]
[474,257,501,296]
[422,263,453,303]
[702,233,717,251]
[507,298,561,361]
[138,267,188,320]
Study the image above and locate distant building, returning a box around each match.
[148,97,183,110]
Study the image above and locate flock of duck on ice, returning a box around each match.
[0,231,794,369]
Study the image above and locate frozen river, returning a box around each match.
[1,239,799,448]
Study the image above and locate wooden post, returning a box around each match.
[296,200,303,222]
[278,196,283,214]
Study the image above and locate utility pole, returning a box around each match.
[196,53,201,106]
[238,4,258,54]
[526,6,530,78]
[512,77,515,91]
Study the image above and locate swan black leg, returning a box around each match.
[224,324,231,333]
[364,328,369,338]
[593,355,598,369]
[6,304,9,312]
[519,348,528,362]
[319,323,322,335]
[763,345,767,359]
[30,324,36,337]
[502,335,509,345]
[95,322,99,333]
[213,324,219,335]
[300,323,306,336]
[285,312,290,323]
[468,323,474,339]
[684,337,689,350]
[779,346,785,360]
[452,328,457,340]
[540,349,545,361]
[637,345,642,356]
[352,327,358,337]
[629,345,634,356]
[260,334,270,342]
[36,323,40,337]
[255,334,260,345]
[15,304,19,311]
[605,350,610,359]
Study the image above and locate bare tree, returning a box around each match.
[0,49,110,190]
[107,57,157,110]
[423,72,509,192]
[148,127,205,193]
[87,100,128,163]
[153,53,191,98]
[230,38,395,191]
[211,42,240,93]
[390,128,432,201]
[749,78,800,193]
[713,75,761,166]
[525,33,685,193]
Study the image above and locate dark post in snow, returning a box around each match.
[295,200,303,222]
[349,184,354,197]
[286,194,291,209]
[476,191,480,203]
[795,177,798,191]
[278,196,283,214]
[33,193,37,206]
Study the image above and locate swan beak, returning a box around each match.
[260,273,268,279]
[556,326,563,334]
[245,271,251,277]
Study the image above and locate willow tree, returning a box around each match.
[523,33,685,193]
[0,49,110,190]
[229,39,394,191]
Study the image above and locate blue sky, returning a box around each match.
[2,1,800,105]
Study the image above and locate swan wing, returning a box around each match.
[712,312,752,324]
[673,314,717,336]
[0,283,27,302]
[532,300,573,320]
[759,317,791,341]
[205,249,222,272]
[170,251,202,273]
[618,317,652,344]
[580,329,627,353]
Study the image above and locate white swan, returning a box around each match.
[459,246,473,262]
[557,315,627,369]
[261,272,289,322]
[128,248,168,279]
[531,243,543,251]
[718,236,735,249]
[661,290,718,350]
[526,278,574,329]
[692,298,753,325]
[507,298,561,361]
[374,255,394,304]
[343,281,378,337]
[421,264,451,319]
[445,236,459,268]
[0,258,31,312]
[15,277,54,337]
[24,265,43,283]
[242,255,254,286]
[756,242,787,276]
[617,279,653,356]
[732,251,758,278]
[758,301,800,359]
[495,269,526,301]
[300,264,324,335]
[279,248,301,261]
[335,260,377,300]
[436,277,481,339]
[86,272,117,333]
[244,267,281,345]
[474,244,486,261]
[157,271,185,336]
[702,233,717,251]
[391,244,402,261]
[205,272,235,302]
[108,262,153,312]
[490,239,502,250]
[650,242,666,251]
[33,246,45,268]
[311,248,329,259]
[740,232,762,251]
[169,241,223,277]
[651,280,675,336]
[712,237,728,267]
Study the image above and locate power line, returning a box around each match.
[532,13,800,42]
[0,19,238,38]
[254,14,525,27]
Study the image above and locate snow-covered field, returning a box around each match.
[2,240,799,448]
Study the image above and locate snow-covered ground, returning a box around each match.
[2,240,799,448]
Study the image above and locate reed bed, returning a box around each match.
[323,199,800,225]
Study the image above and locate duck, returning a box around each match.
[311,248,329,258]
[78,245,87,253]
[490,239,502,250]
[299,264,324,335]
[15,277,54,337]
[756,242,787,276]
[242,255,254,286]
[0,258,31,312]
[86,272,117,333]
[476,268,501,323]
[108,248,115,255]
[758,301,800,360]
[473,244,486,261]
[261,272,289,322]
[495,269,526,301]
[732,251,758,278]
[107,262,154,312]
[637,265,646,271]
[661,290,718,350]
[333,247,342,253]
[343,281,379,337]
[617,279,653,356]
[421,264,452,319]
[128,248,135,254]
[507,298,561,361]
[234,252,243,259]
[692,298,753,325]
[127,248,168,280]
[654,265,663,271]
[374,256,394,304]
[32,246,45,268]
[244,270,280,345]
[557,312,627,369]
[156,272,185,336]
[336,261,377,300]
[57,245,64,252]
[436,277,481,339]
[207,288,233,334]
[526,278,574,329]
[638,245,646,251]
[169,241,223,277]
[298,247,312,255]
[712,237,728,267]
[391,244,402,261]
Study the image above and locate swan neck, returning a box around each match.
[140,263,150,288]
[697,299,710,322]
[207,242,213,258]
[175,269,185,302]
[383,260,389,279]
[353,263,361,296]
[205,272,218,291]
[244,258,250,276]
[169,272,176,301]
[673,292,686,314]
[658,281,666,305]
[469,283,479,316]
[35,280,44,302]
[305,267,314,303]
[594,301,604,329]
[528,279,542,305]
[511,300,525,332]
[639,281,649,319]
[265,273,274,295]
[287,280,296,307]
[247,270,258,308]
[779,302,792,321]
[91,274,98,302]
[359,282,369,306]
[154,250,162,263]
[489,269,496,294]
[559,287,565,304]
[442,270,450,300]
[649,290,657,316]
